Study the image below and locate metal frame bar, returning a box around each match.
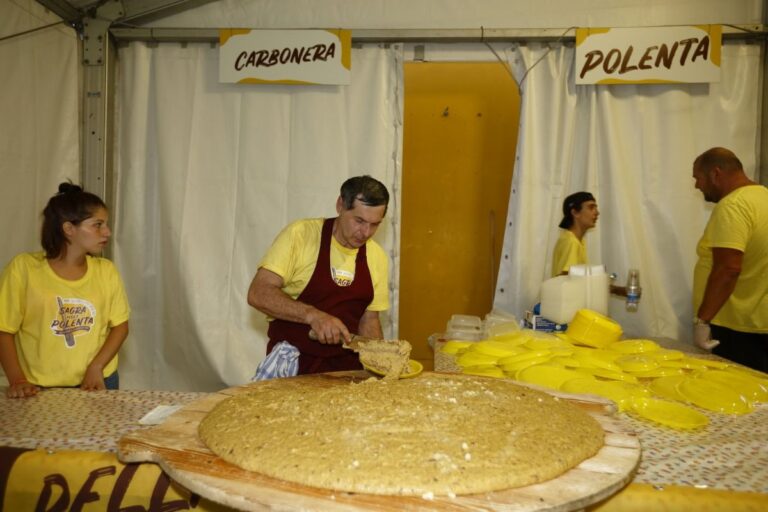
[760,0,768,184]
[109,25,768,44]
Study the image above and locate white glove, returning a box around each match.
[693,321,720,351]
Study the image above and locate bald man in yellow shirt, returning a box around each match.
[691,147,768,372]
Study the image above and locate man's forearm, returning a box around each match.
[251,285,320,325]
[358,311,383,339]
[698,265,740,322]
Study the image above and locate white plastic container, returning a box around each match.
[540,265,609,324]
[445,314,484,341]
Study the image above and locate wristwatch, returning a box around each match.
[694,317,709,326]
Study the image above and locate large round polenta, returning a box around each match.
[198,373,604,496]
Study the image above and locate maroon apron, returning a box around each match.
[267,217,375,374]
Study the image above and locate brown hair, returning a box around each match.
[41,182,107,258]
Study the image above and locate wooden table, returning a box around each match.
[118,371,641,511]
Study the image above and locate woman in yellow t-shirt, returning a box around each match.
[0,183,130,398]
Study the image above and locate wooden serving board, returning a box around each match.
[118,371,640,511]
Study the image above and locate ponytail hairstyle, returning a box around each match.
[41,182,107,259]
[558,191,595,229]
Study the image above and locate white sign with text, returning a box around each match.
[219,29,351,85]
[575,26,721,85]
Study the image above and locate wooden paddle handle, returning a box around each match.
[308,329,357,350]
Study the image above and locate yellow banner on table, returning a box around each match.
[219,29,352,85]
[575,25,721,85]
[2,449,229,511]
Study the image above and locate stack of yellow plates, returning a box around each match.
[565,309,623,348]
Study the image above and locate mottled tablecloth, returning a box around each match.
[0,388,205,453]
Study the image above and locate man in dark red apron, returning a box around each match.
[247,176,390,375]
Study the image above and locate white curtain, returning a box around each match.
[494,42,761,345]
[0,0,79,273]
[113,42,403,391]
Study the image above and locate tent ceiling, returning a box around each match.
[36,0,218,28]
[36,0,767,42]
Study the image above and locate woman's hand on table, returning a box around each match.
[80,364,107,391]
[6,380,39,398]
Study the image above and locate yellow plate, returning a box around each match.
[439,340,475,354]
[461,365,505,378]
[648,375,687,401]
[607,339,661,354]
[575,367,638,383]
[364,359,423,379]
[524,338,573,351]
[697,370,768,402]
[630,397,709,430]
[500,355,553,374]
[649,349,685,361]
[660,358,709,371]
[626,367,685,379]
[560,377,634,410]
[686,357,730,369]
[471,340,528,357]
[514,364,583,390]
[724,366,768,385]
[456,351,500,367]
[677,376,753,414]
[497,350,553,366]
[548,356,582,368]
[572,351,622,372]
[616,355,660,372]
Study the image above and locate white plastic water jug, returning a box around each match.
[540,265,609,324]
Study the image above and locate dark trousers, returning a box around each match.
[710,324,768,374]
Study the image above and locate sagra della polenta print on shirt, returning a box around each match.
[0,252,130,387]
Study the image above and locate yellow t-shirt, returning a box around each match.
[0,252,131,386]
[551,229,587,277]
[693,185,768,332]
[259,218,390,312]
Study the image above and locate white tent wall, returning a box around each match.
[494,42,761,344]
[113,43,402,390]
[0,0,79,282]
[1,0,765,390]
[0,0,80,386]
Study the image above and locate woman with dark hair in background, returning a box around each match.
[0,182,130,398]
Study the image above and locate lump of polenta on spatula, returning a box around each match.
[356,339,412,379]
